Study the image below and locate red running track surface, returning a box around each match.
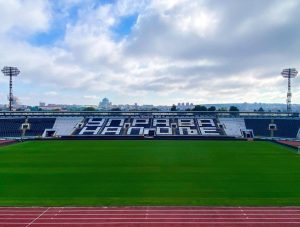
[0,140,15,146]
[277,140,300,148]
[0,207,300,227]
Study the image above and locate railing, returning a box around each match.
[0,111,298,118]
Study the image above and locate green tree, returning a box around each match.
[193,105,207,111]
[229,106,239,112]
[258,107,264,112]
[170,104,177,111]
[218,107,228,111]
[83,107,96,111]
[111,108,121,111]
[30,106,41,111]
[207,106,216,111]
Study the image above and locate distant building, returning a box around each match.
[177,102,194,110]
[11,96,21,107]
[39,102,46,107]
[8,96,27,110]
[98,98,112,110]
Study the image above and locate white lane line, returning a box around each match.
[1,222,299,225]
[0,214,39,216]
[55,206,64,217]
[240,207,248,219]
[2,217,300,220]
[3,213,300,216]
[43,206,300,208]
[42,213,300,216]
[4,213,300,216]
[0,212,45,213]
[1,209,300,212]
[0,207,300,212]
[26,207,49,227]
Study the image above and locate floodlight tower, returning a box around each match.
[281,68,298,112]
[1,66,20,111]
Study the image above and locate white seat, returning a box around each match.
[219,118,246,137]
[52,117,84,136]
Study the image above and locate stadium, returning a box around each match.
[1,109,300,225]
[1,65,300,226]
[1,1,300,226]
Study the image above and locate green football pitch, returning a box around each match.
[0,140,300,206]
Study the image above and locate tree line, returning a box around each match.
[171,105,240,112]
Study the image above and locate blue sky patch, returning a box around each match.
[112,14,138,39]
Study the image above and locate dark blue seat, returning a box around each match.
[273,119,300,138]
[25,118,56,137]
[244,119,271,137]
[0,118,25,137]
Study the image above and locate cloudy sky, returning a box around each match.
[0,0,300,106]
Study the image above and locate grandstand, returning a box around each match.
[0,117,25,137]
[0,111,299,140]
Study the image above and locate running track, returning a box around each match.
[1,207,300,226]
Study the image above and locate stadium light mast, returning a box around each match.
[281,68,298,112]
[1,66,20,111]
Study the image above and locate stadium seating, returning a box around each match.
[127,127,144,135]
[175,118,198,135]
[0,114,299,139]
[244,119,271,137]
[197,118,221,136]
[219,118,246,137]
[273,119,300,138]
[52,117,84,136]
[25,118,56,137]
[131,118,151,127]
[77,118,106,135]
[0,118,24,137]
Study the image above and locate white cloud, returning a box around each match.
[150,0,219,37]
[44,91,58,96]
[84,95,99,99]
[0,0,51,36]
[0,0,300,106]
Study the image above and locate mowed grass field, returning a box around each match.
[0,140,300,206]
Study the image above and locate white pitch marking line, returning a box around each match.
[2,209,300,212]
[25,207,49,227]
